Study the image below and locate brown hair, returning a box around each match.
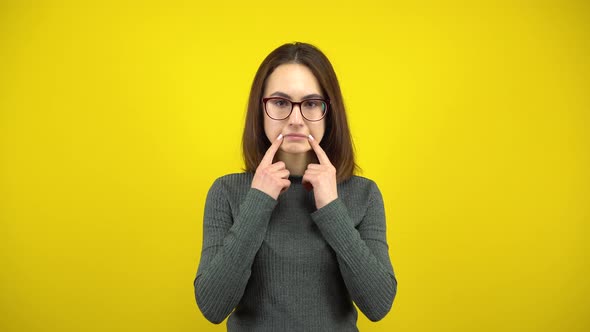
[242,42,358,182]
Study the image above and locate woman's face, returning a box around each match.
[263,63,326,156]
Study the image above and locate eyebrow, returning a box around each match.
[269,91,325,100]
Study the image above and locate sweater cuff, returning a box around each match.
[234,188,277,232]
[245,187,277,210]
[310,198,356,248]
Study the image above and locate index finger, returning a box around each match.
[307,135,331,165]
[260,134,284,166]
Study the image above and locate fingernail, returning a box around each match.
[277,134,283,140]
[308,134,314,140]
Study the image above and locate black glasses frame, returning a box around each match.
[262,97,329,122]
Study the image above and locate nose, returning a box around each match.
[288,104,304,126]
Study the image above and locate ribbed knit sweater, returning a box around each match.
[194,172,397,331]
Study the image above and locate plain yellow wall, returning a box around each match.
[1,0,588,331]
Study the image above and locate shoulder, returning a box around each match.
[213,172,253,185]
[207,172,254,199]
[338,175,383,206]
[337,176,385,225]
[340,175,381,194]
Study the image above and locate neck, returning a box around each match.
[276,151,317,176]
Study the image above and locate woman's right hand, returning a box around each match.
[251,134,290,200]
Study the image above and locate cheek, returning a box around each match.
[309,121,326,142]
[263,117,280,140]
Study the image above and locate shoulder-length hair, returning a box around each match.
[242,42,357,182]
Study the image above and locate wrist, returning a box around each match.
[316,195,337,209]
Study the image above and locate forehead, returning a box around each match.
[264,63,322,98]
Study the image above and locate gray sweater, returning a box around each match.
[194,172,397,331]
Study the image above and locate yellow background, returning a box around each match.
[1,0,588,331]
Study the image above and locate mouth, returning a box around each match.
[283,133,308,141]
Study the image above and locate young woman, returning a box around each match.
[194,42,397,331]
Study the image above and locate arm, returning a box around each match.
[311,181,397,321]
[195,135,288,323]
[194,179,277,324]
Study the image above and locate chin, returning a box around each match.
[280,145,311,154]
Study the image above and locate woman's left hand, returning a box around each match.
[303,135,338,209]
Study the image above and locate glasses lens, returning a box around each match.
[265,98,292,120]
[301,99,327,121]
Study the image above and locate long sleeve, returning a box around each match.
[310,180,397,321]
[194,178,277,324]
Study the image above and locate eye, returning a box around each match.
[272,99,289,107]
[302,100,318,108]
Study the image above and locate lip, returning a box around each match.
[283,133,308,140]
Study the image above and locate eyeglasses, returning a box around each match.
[262,97,329,122]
